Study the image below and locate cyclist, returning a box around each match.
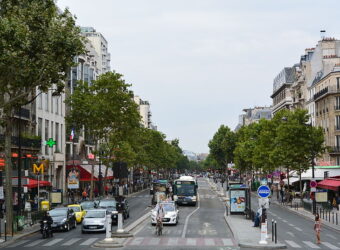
[155,202,165,233]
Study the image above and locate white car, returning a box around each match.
[81,209,107,233]
[151,202,179,225]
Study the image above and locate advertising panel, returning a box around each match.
[66,168,79,189]
[230,190,246,212]
[315,190,328,203]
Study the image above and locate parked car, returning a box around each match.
[81,209,107,233]
[98,199,119,225]
[67,204,86,223]
[49,207,76,231]
[151,201,179,225]
[80,201,97,211]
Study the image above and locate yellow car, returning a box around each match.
[68,204,86,223]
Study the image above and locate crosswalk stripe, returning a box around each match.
[42,238,63,246]
[285,240,301,248]
[80,238,99,246]
[62,238,82,246]
[167,238,178,245]
[294,227,302,231]
[205,239,215,246]
[302,241,320,249]
[321,242,340,249]
[149,238,160,245]
[127,237,144,245]
[186,238,196,245]
[327,234,337,240]
[222,239,233,246]
[25,239,46,247]
[8,240,30,248]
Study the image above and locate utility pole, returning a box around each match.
[17,108,22,216]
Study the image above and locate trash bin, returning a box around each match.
[40,200,50,211]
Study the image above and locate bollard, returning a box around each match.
[329,211,331,222]
[322,209,325,219]
[271,219,274,242]
[105,214,112,240]
[336,213,338,225]
[332,212,334,224]
[274,221,277,244]
[4,220,6,241]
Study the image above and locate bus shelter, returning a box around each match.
[229,184,251,215]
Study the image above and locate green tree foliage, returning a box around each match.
[0,0,84,232]
[208,125,236,169]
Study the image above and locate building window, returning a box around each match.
[38,118,42,137]
[336,116,340,130]
[45,93,49,112]
[336,96,340,109]
[61,124,63,153]
[51,121,54,142]
[56,97,59,115]
[56,123,59,152]
[45,119,49,155]
[337,78,340,90]
[38,93,43,110]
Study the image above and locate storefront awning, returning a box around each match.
[66,164,113,181]
[317,178,340,191]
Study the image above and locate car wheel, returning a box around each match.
[74,220,77,229]
[127,212,130,218]
[66,223,70,232]
[81,230,85,234]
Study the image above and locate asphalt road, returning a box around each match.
[0,189,151,250]
[251,194,340,250]
[123,178,238,250]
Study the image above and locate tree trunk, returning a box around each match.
[299,170,302,201]
[104,165,108,195]
[286,166,290,191]
[90,165,94,200]
[4,113,13,234]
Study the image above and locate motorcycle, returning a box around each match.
[41,220,53,239]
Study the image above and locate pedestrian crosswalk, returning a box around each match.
[285,240,340,249]
[6,237,99,248]
[125,237,235,247]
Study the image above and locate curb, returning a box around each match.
[224,213,286,249]
[0,224,40,248]
[126,188,149,198]
[273,202,340,233]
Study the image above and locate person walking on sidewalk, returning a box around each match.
[314,213,321,244]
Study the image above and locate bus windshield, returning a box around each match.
[175,183,196,196]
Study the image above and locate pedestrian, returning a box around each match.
[314,213,321,244]
[82,189,87,201]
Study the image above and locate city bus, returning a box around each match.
[173,176,198,206]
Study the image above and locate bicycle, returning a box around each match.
[155,218,163,236]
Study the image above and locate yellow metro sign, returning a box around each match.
[33,164,44,174]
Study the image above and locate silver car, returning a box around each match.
[81,209,107,233]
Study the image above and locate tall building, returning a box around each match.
[81,27,111,74]
[235,106,272,130]
[134,96,156,129]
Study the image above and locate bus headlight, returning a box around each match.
[192,196,197,201]
[173,195,178,201]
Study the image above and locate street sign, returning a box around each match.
[310,180,317,188]
[257,185,271,198]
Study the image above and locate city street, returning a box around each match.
[0,179,238,250]
[0,189,151,250]
[250,193,340,249]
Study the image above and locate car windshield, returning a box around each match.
[81,202,95,209]
[85,210,106,218]
[161,204,175,212]
[49,209,67,217]
[69,206,80,212]
[99,200,116,208]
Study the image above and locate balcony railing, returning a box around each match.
[0,134,41,149]
[335,105,340,111]
[329,147,340,154]
[313,87,328,100]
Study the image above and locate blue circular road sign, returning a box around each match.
[257,185,271,198]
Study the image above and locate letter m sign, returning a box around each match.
[33,164,44,174]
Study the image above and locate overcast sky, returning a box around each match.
[57,0,340,154]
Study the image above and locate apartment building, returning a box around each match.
[134,96,155,129]
[235,106,272,131]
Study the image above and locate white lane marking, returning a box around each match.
[286,232,295,237]
[149,238,160,245]
[187,238,196,245]
[42,238,63,246]
[24,239,46,247]
[9,240,30,248]
[167,238,178,245]
[62,238,82,246]
[294,227,302,231]
[271,212,277,216]
[205,238,215,246]
[80,238,99,245]
[181,193,200,238]
[285,240,301,248]
[127,237,144,245]
[327,234,337,240]
[321,242,340,249]
[282,219,288,223]
[302,241,320,249]
[288,223,294,227]
[277,217,282,219]
[222,239,233,246]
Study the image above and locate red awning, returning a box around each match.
[66,165,114,181]
[25,178,51,189]
[317,178,340,191]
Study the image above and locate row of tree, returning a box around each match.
[207,109,325,190]
[66,73,191,177]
